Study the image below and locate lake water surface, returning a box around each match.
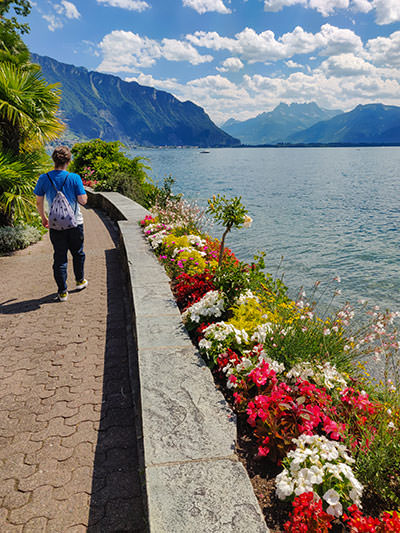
[129,146,400,313]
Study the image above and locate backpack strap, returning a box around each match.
[46,173,58,192]
[47,172,70,192]
[61,173,70,190]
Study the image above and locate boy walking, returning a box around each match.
[34,146,88,301]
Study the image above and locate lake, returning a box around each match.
[128,146,400,314]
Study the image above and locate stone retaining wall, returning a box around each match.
[86,189,269,533]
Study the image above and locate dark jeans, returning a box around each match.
[49,224,85,293]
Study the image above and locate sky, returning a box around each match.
[22,0,400,124]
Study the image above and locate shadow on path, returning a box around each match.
[0,294,59,314]
[87,213,146,533]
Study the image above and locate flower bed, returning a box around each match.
[140,198,400,532]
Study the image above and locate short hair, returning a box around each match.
[52,146,71,166]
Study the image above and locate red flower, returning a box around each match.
[284,493,334,532]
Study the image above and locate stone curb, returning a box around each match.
[86,189,269,533]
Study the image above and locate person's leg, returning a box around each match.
[49,229,68,293]
[68,224,86,283]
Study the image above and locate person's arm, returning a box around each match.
[77,194,87,206]
[35,195,48,228]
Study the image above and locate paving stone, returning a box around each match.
[0,206,145,531]
[35,400,79,422]
[60,421,97,448]
[18,458,73,491]
[22,517,48,533]
[8,486,55,524]
[64,404,102,427]
[24,436,74,465]
[87,497,146,533]
[64,525,87,533]
[30,417,77,441]
[52,466,93,500]
[2,490,30,510]
[40,492,90,532]
[2,454,36,482]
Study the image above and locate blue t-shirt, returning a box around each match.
[34,170,86,225]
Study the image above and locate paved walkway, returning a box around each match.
[0,207,145,532]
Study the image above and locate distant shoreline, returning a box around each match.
[127,142,400,149]
[236,142,400,148]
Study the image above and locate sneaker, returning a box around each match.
[76,279,88,290]
[58,291,68,302]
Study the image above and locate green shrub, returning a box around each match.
[70,139,155,207]
[0,224,42,254]
[94,170,149,205]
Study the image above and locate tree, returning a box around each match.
[206,194,251,265]
[0,151,44,226]
[0,21,30,65]
[0,61,64,156]
[0,62,63,225]
[0,1,31,36]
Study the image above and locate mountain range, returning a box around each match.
[222,102,341,145]
[286,104,400,145]
[32,54,400,147]
[223,102,400,146]
[31,53,239,148]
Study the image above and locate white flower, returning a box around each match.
[187,234,207,248]
[243,215,253,228]
[259,353,285,374]
[251,322,274,344]
[182,290,225,324]
[323,488,340,506]
[236,289,259,305]
[326,502,343,518]
[276,434,362,517]
[275,471,295,499]
[198,339,211,351]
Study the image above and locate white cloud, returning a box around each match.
[217,57,244,71]
[373,0,400,25]
[59,0,80,18]
[309,0,349,16]
[160,63,400,123]
[43,1,80,30]
[187,24,363,63]
[43,14,63,31]
[96,0,150,11]
[264,0,307,12]
[188,74,240,92]
[351,0,373,13]
[125,73,181,92]
[99,31,161,70]
[182,0,231,14]
[162,39,213,65]
[286,60,304,68]
[319,53,376,76]
[366,30,400,66]
[98,30,213,73]
[263,0,399,24]
[317,24,363,55]
[264,0,349,15]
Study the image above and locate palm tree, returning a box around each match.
[0,61,64,156]
[0,61,64,225]
[0,151,45,226]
